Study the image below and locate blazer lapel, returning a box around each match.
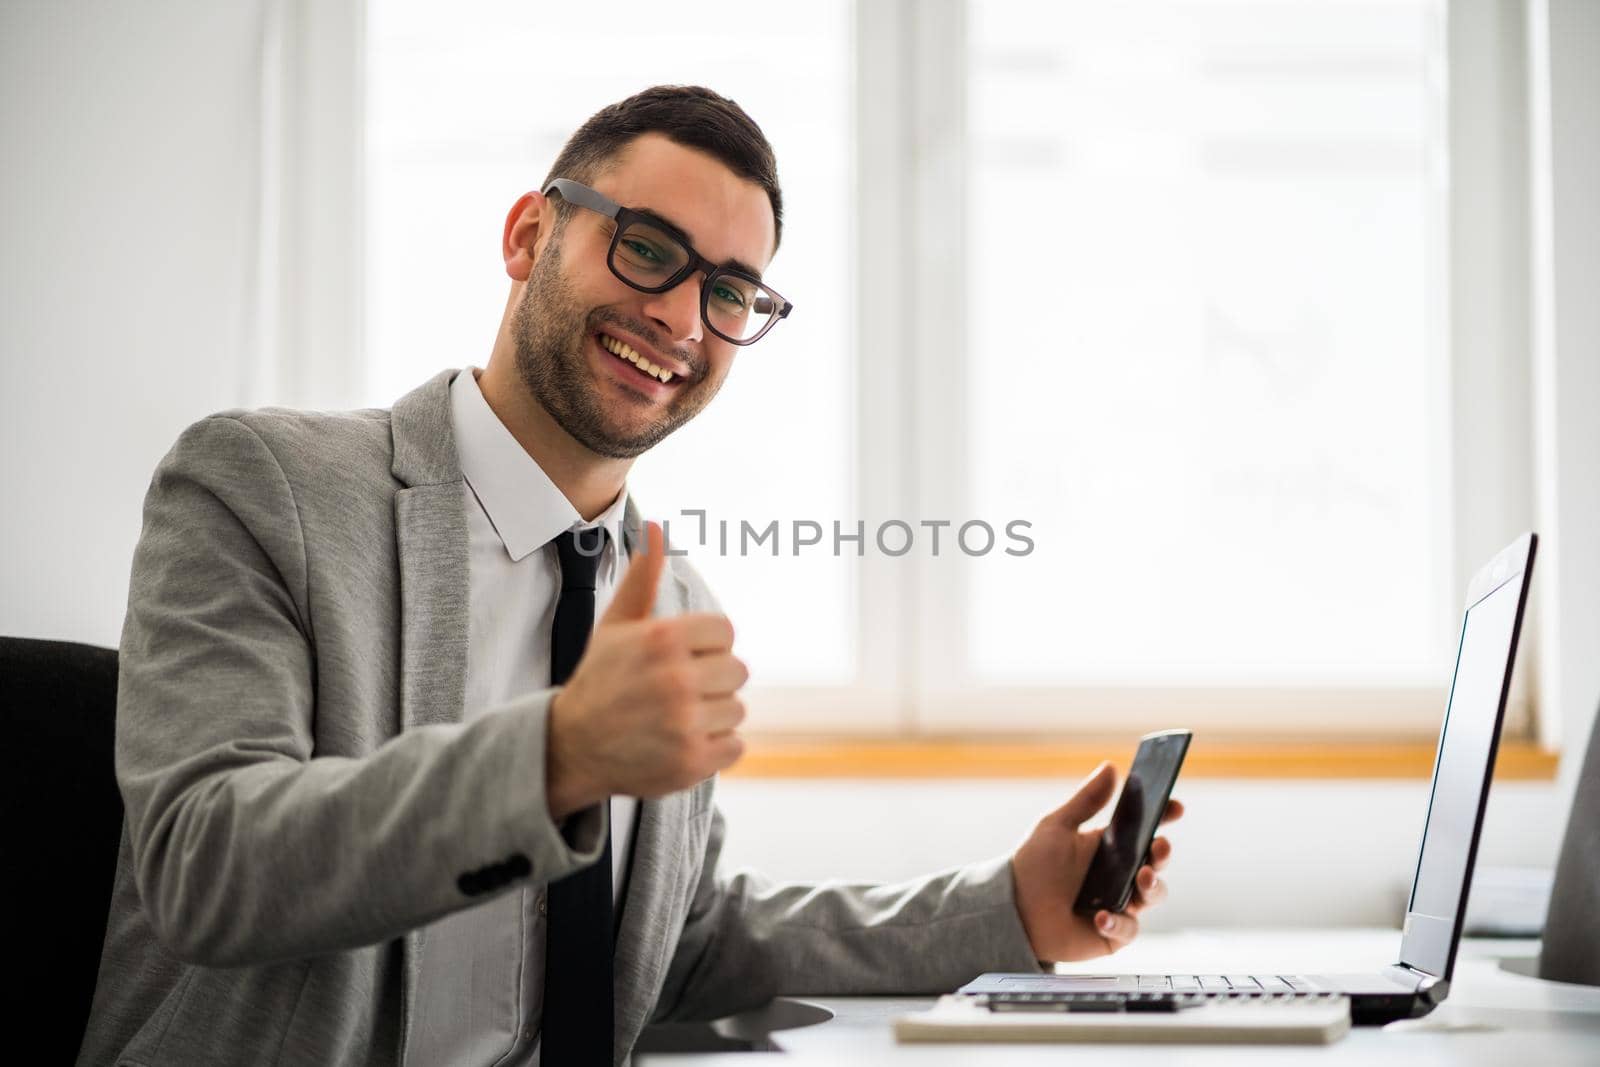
[387,369,471,1063]
[393,485,470,732]
[387,368,470,734]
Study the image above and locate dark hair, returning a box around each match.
[542,85,783,249]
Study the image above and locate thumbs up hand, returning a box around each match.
[546,521,749,820]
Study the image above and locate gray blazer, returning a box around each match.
[78,369,1040,1066]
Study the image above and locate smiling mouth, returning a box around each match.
[596,332,678,384]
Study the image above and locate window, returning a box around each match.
[938,0,1454,731]
[365,1,1512,738]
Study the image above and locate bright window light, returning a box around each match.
[965,0,1452,688]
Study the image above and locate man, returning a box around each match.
[80,86,1180,1066]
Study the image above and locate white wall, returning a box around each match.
[1,0,269,647]
[715,776,1563,929]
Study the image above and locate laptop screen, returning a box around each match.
[1398,556,1531,980]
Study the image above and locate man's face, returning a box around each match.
[511,133,778,459]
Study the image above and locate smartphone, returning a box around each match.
[1072,729,1192,917]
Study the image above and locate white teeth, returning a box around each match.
[600,333,676,385]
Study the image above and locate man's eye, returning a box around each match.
[623,238,663,263]
[712,284,747,309]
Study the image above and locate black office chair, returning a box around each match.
[1,637,123,1058]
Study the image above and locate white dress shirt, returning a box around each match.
[409,367,639,1067]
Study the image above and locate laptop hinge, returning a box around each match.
[1385,963,1430,984]
[1386,964,1448,1002]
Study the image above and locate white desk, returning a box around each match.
[638,930,1600,1065]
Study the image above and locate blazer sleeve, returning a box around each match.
[651,793,1045,1022]
[116,415,605,967]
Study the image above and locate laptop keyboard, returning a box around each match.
[979,976,1323,1013]
[1142,974,1315,993]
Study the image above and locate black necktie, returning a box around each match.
[542,526,613,1064]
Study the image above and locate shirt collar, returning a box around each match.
[450,367,628,562]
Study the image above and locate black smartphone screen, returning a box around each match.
[1072,729,1191,917]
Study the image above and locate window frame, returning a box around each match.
[741,0,1540,740]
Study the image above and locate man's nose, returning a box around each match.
[641,274,704,345]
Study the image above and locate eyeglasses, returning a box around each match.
[541,178,793,346]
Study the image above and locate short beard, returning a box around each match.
[510,239,715,459]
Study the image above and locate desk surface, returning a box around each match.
[639,930,1600,1065]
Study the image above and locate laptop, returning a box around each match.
[960,532,1538,1026]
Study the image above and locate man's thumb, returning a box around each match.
[602,519,665,623]
[1052,761,1117,828]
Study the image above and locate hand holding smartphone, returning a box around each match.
[1072,729,1191,917]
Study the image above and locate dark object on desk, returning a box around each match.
[1539,700,1600,986]
[0,638,122,1059]
[635,998,833,1054]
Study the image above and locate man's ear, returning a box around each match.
[502,190,552,282]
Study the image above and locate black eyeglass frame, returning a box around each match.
[542,177,793,346]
